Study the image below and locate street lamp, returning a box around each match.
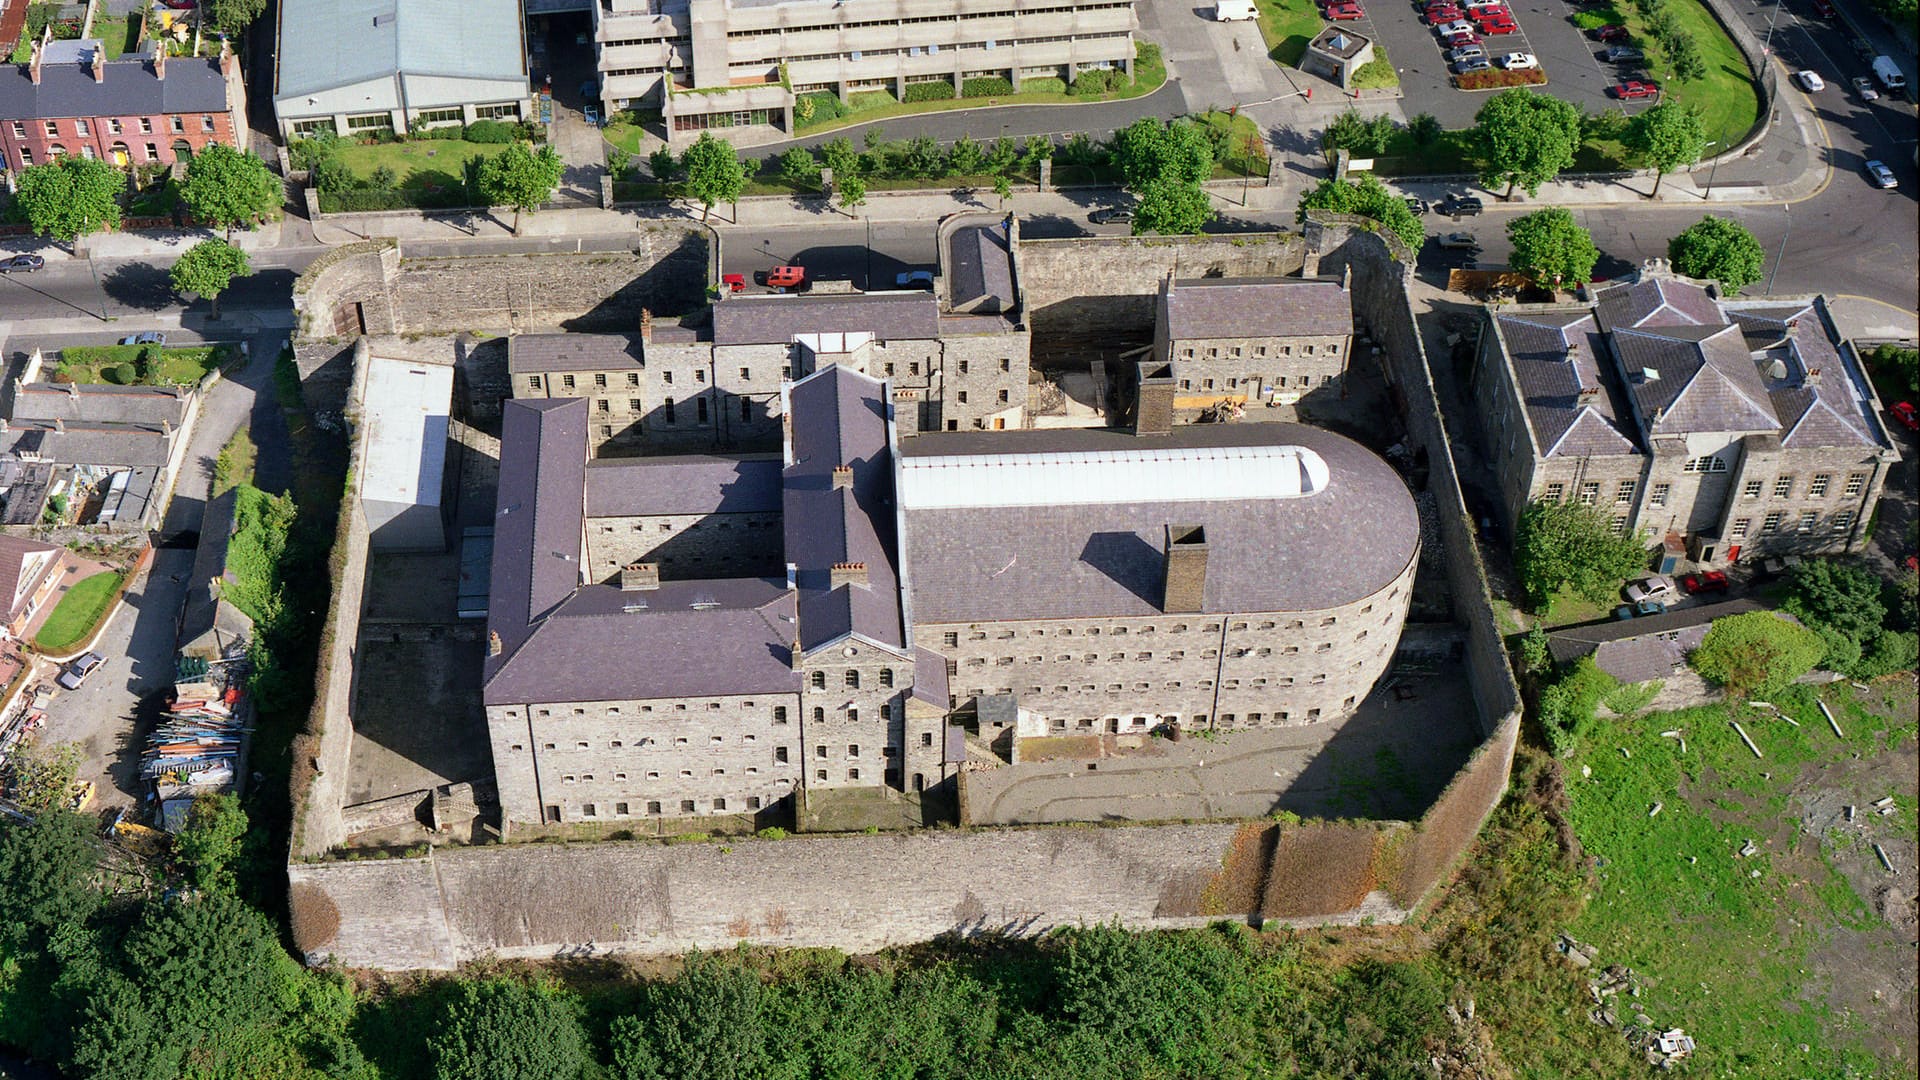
[1702,139,1721,199]
[1765,202,1790,295]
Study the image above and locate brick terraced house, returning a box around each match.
[0,38,245,173]
[483,361,1420,827]
[1472,262,1900,567]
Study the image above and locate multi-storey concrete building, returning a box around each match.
[592,0,1138,141]
[1472,263,1900,566]
[484,358,1419,827]
[1,39,245,172]
[1150,274,1355,417]
[508,285,1029,456]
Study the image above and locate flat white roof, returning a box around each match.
[361,357,453,509]
[897,444,1330,510]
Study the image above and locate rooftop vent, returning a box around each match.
[831,465,854,490]
[1766,358,1788,380]
[1639,367,1660,383]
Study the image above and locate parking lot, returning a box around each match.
[1358,0,1661,127]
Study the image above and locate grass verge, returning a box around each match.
[1619,0,1761,146]
[325,139,509,188]
[33,571,124,653]
[1254,0,1324,66]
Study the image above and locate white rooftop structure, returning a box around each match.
[360,356,454,552]
[897,445,1331,510]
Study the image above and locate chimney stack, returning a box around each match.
[1804,367,1822,387]
[91,45,104,83]
[1161,525,1208,614]
[154,45,165,80]
[219,37,235,77]
[28,42,41,84]
[488,631,503,657]
[1133,362,1175,437]
[829,561,868,589]
[831,464,853,489]
[639,308,653,344]
[620,561,660,591]
[52,418,65,433]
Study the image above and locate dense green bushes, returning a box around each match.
[1537,656,1619,756]
[903,80,957,102]
[962,76,1015,98]
[1782,559,1920,680]
[462,119,522,144]
[1689,610,1826,695]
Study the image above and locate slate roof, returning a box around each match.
[0,533,58,618]
[898,422,1418,624]
[1493,308,1638,459]
[712,293,940,346]
[1161,277,1352,341]
[483,579,800,705]
[507,333,644,374]
[1612,323,1780,435]
[0,420,175,467]
[483,399,586,684]
[1547,598,1765,683]
[912,646,950,708]
[1593,276,1722,332]
[584,454,782,518]
[947,224,1015,311]
[11,383,192,427]
[276,0,526,100]
[0,51,230,121]
[783,364,904,653]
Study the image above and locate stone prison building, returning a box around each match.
[483,358,1421,828]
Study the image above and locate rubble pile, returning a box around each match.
[1559,933,1697,1070]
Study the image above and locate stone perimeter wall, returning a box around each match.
[288,227,1525,969]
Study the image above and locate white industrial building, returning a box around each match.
[358,356,455,552]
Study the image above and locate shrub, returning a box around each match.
[793,91,848,128]
[1537,657,1617,756]
[1071,68,1113,95]
[464,119,520,143]
[903,80,956,102]
[1407,112,1444,146]
[1869,342,1918,394]
[309,156,355,193]
[369,165,400,189]
[288,132,341,170]
[109,362,138,385]
[1452,69,1549,90]
[962,76,1015,98]
[1689,611,1826,696]
[418,123,469,140]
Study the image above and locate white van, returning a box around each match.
[1871,55,1907,94]
[1216,0,1258,20]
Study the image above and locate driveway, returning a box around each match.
[536,10,608,206]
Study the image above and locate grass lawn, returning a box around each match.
[1563,681,1917,1075]
[1352,47,1400,89]
[1195,110,1270,177]
[55,344,232,386]
[98,12,141,60]
[327,139,510,188]
[1617,0,1761,146]
[1253,0,1324,67]
[34,571,124,653]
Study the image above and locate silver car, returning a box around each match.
[1623,575,1676,604]
[1447,44,1486,63]
[1865,159,1898,189]
[56,652,105,691]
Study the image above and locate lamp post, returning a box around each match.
[1765,202,1790,295]
[1702,139,1721,199]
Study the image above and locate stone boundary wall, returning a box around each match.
[291,242,401,340]
[1695,0,1778,162]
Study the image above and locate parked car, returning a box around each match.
[1326,4,1366,20]
[161,0,195,7]
[895,269,935,290]
[1793,69,1825,91]
[119,331,165,346]
[1479,18,1520,33]
[1468,3,1510,19]
[1760,554,1803,578]
[1610,79,1661,99]
[1453,56,1493,74]
[1434,18,1474,34]
[1447,44,1488,62]
[1681,570,1731,595]
[1436,194,1484,216]
[1437,231,1478,249]
[1623,574,1677,603]
[1613,600,1667,620]
[1588,24,1629,40]
[1425,5,1464,21]
[1089,207,1134,224]
[0,254,45,273]
[56,652,105,692]
[1891,401,1920,431]
[1442,29,1482,45]
[1853,76,1880,100]
[1498,52,1539,68]
[1864,159,1898,189]
[1601,45,1645,62]
[1404,196,1430,214]
[764,265,807,290]
[1810,0,1835,16]
[720,273,746,292]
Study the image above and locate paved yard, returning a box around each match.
[963,664,1486,825]
[344,629,490,806]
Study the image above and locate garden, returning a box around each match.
[293,121,537,213]
[53,342,233,387]
[32,570,124,653]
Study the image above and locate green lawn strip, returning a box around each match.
[1195,110,1270,177]
[98,12,141,60]
[1254,0,1324,67]
[1352,47,1400,89]
[1564,686,1909,1074]
[55,344,229,386]
[33,571,125,653]
[325,139,509,189]
[1617,0,1760,146]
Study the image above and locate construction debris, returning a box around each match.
[1874,844,1895,874]
[1649,802,1663,817]
[143,657,252,831]
[1873,796,1896,809]
[1739,839,1758,858]
[1730,720,1763,758]
[1820,699,1844,738]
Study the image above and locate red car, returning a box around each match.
[1610,79,1660,99]
[721,273,746,292]
[1479,18,1519,32]
[1892,401,1920,432]
[1425,5,1464,21]
[1681,570,1731,594]
[1810,0,1835,16]
[1443,29,1482,45]
[1468,4,1510,19]
[1588,24,1629,40]
[1326,3,1366,17]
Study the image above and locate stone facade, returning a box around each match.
[583,510,782,583]
[1151,276,1355,416]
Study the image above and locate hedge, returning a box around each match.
[903,81,956,102]
[463,119,521,143]
[962,76,1015,98]
[317,186,473,213]
[794,92,849,128]
[1452,69,1549,91]
[1071,69,1114,95]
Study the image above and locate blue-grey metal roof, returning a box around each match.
[0,52,229,121]
[276,0,526,100]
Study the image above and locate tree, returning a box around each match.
[1505,207,1599,288]
[1514,498,1648,612]
[1321,110,1397,157]
[428,978,590,1080]
[179,144,280,237]
[1110,117,1213,188]
[836,174,867,217]
[819,137,860,182]
[609,954,767,1080]
[1132,175,1214,235]
[1784,560,1885,644]
[169,238,252,320]
[203,0,267,33]
[0,810,103,949]
[647,147,678,182]
[947,135,986,176]
[1668,215,1766,293]
[475,143,564,235]
[16,155,123,245]
[1296,174,1425,248]
[1689,611,1826,695]
[776,146,819,189]
[175,793,249,895]
[1664,30,1706,81]
[993,172,1013,210]
[1622,102,1707,198]
[680,132,746,222]
[1471,88,1583,199]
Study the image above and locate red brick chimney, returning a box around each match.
[639,308,653,344]
[28,42,41,85]
[91,45,105,83]
[829,562,868,588]
[219,38,235,76]
[154,45,166,80]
